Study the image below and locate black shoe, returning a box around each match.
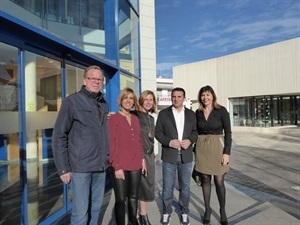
[202,207,211,224]
[220,208,228,225]
[202,218,210,224]
[128,218,139,225]
[139,214,151,225]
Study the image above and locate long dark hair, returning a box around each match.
[197,85,220,111]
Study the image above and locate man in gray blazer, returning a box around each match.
[155,87,198,225]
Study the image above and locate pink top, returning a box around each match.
[108,112,144,171]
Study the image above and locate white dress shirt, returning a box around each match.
[172,106,185,142]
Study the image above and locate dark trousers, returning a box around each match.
[112,169,142,225]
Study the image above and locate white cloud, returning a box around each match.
[170,45,183,50]
[155,0,300,76]
[187,11,299,53]
[157,61,185,74]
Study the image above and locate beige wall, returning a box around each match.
[139,0,157,95]
[173,37,300,110]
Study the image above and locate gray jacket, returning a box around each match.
[52,86,109,175]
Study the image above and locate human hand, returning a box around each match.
[180,139,191,149]
[142,159,147,177]
[60,172,72,184]
[115,169,125,180]
[107,112,116,120]
[107,112,116,118]
[169,139,181,149]
[222,154,230,165]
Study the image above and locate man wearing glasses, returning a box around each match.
[52,65,109,225]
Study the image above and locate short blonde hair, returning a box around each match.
[138,90,157,113]
[117,87,139,111]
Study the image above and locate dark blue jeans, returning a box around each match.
[162,154,192,214]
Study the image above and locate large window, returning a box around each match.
[8,0,106,60]
[9,0,105,29]
[24,51,64,223]
[66,64,85,97]
[120,72,140,94]
[0,42,21,223]
[119,0,140,76]
[0,48,91,223]
[231,95,300,127]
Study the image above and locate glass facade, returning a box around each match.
[0,47,88,224]
[231,95,300,127]
[120,72,140,93]
[119,0,140,75]
[0,1,141,224]
[0,42,21,224]
[8,0,106,60]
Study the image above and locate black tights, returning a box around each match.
[112,169,142,225]
[200,173,227,220]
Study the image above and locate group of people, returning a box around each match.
[52,65,232,225]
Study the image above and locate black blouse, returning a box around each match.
[195,106,232,154]
[137,111,155,154]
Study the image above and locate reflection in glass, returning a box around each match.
[24,52,61,112]
[120,73,140,94]
[231,95,300,127]
[128,0,139,13]
[24,51,65,222]
[7,0,106,60]
[0,42,21,224]
[119,0,140,76]
[66,64,84,97]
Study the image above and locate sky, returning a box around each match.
[155,0,300,77]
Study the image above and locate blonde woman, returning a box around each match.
[109,87,146,225]
[135,90,157,225]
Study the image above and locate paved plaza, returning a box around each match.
[54,128,300,225]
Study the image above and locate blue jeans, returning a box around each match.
[71,172,106,225]
[162,154,192,214]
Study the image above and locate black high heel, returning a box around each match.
[220,208,228,225]
[202,207,212,224]
[202,219,210,225]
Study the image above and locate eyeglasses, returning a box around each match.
[85,77,104,83]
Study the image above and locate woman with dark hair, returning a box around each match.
[108,87,146,225]
[194,85,232,225]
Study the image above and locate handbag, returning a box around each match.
[192,167,201,186]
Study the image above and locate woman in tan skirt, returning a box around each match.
[194,85,232,225]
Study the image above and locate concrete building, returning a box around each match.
[173,37,300,129]
[0,1,156,224]
[156,76,173,110]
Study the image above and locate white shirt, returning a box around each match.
[172,106,185,141]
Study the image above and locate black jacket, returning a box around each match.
[155,106,198,163]
[52,86,110,175]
